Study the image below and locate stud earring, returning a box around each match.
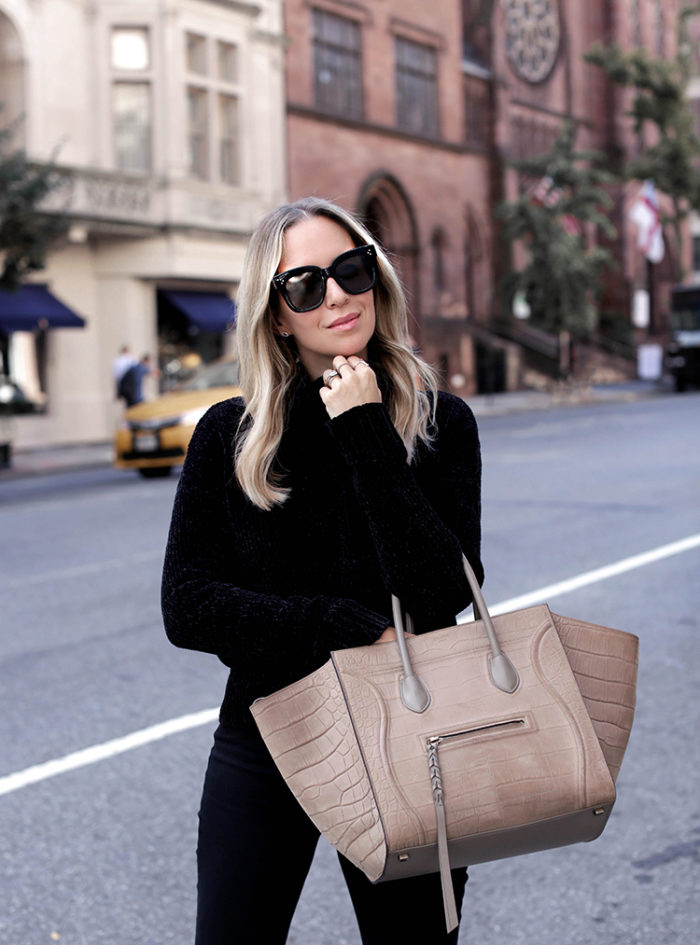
[281,331,290,338]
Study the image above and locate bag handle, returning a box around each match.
[391,554,520,713]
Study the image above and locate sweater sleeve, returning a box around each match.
[327,394,482,628]
[161,403,389,694]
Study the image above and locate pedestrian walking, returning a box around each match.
[161,197,484,944]
[117,354,157,407]
[112,344,136,399]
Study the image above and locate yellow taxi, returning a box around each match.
[114,358,241,478]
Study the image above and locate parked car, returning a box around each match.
[114,357,241,478]
[667,285,700,391]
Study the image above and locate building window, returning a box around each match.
[0,12,25,144]
[218,94,239,184]
[113,82,152,173]
[395,37,438,138]
[690,99,700,140]
[631,0,641,47]
[111,27,150,70]
[432,229,447,294]
[186,32,207,75]
[464,76,488,149]
[655,0,665,56]
[187,87,209,180]
[185,32,241,184]
[217,40,238,82]
[693,235,700,272]
[111,26,152,173]
[312,10,363,119]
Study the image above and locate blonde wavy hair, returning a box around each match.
[235,197,438,509]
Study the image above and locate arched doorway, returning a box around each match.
[356,174,421,344]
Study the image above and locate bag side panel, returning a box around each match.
[553,613,639,782]
[250,660,386,881]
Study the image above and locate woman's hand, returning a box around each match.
[319,355,382,418]
[374,626,397,644]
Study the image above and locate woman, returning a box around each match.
[161,197,483,944]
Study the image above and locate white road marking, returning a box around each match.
[1,532,699,798]
[0,709,220,797]
[484,532,700,616]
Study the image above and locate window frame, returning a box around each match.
[395,36,439,139]
[312,8,364,120]
[184,31,242,186]
[110,25,154,175]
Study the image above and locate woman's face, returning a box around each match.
[273,215,377,379]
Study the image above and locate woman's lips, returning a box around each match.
[327,313,360,331]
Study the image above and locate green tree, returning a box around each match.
[0,117,66,292]
[584,10,700,280]
[497,120,618,338]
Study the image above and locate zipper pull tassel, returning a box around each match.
[427,740,459,933]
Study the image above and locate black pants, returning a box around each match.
[195,724,467,945]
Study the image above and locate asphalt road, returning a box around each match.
[1,391,698,945]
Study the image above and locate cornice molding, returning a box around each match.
[301,0,372,24]
[287,103,486,156]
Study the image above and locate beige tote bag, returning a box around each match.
[251,555,638,932]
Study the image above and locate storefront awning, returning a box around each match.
[159,289,236,333]
[0,284,86,333]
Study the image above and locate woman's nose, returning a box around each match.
[324,276,348,307]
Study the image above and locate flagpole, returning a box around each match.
[646,258,656,337]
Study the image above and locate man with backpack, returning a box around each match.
[117,354,158,407]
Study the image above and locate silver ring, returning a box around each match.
[356,359,368,366]
[324,369,340,386]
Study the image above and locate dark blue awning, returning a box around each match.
[0,284,86,333]
[159,289,236,333]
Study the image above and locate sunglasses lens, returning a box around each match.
[283,269,325,312]
[334,250,375,294]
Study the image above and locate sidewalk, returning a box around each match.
[0,379,672,480]
[467,377,672,417]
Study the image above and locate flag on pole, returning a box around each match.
[629,180,665,263]
[531,175,562,207]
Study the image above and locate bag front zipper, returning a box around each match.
[426,718,527,933]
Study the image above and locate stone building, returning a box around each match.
[0,0,285,449]
[282,0,684,393]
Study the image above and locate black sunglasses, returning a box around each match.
[272,244,377,313]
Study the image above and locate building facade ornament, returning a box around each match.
[502,0,561,84]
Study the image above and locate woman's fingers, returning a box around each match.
[320,355,381,417]
[374,626,397,644]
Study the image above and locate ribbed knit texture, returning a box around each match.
[161,372,483,730]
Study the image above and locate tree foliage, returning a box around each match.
[0,118,66,292]
[497,120,618,337]
[584,18,700,279]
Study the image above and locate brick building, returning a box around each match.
[283,0,494,395]
[282,0,684,393]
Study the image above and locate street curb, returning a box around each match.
[0,443,113,482]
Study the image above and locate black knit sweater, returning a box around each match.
[161,372,483,730]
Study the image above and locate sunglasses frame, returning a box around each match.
[272,244,377,313]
